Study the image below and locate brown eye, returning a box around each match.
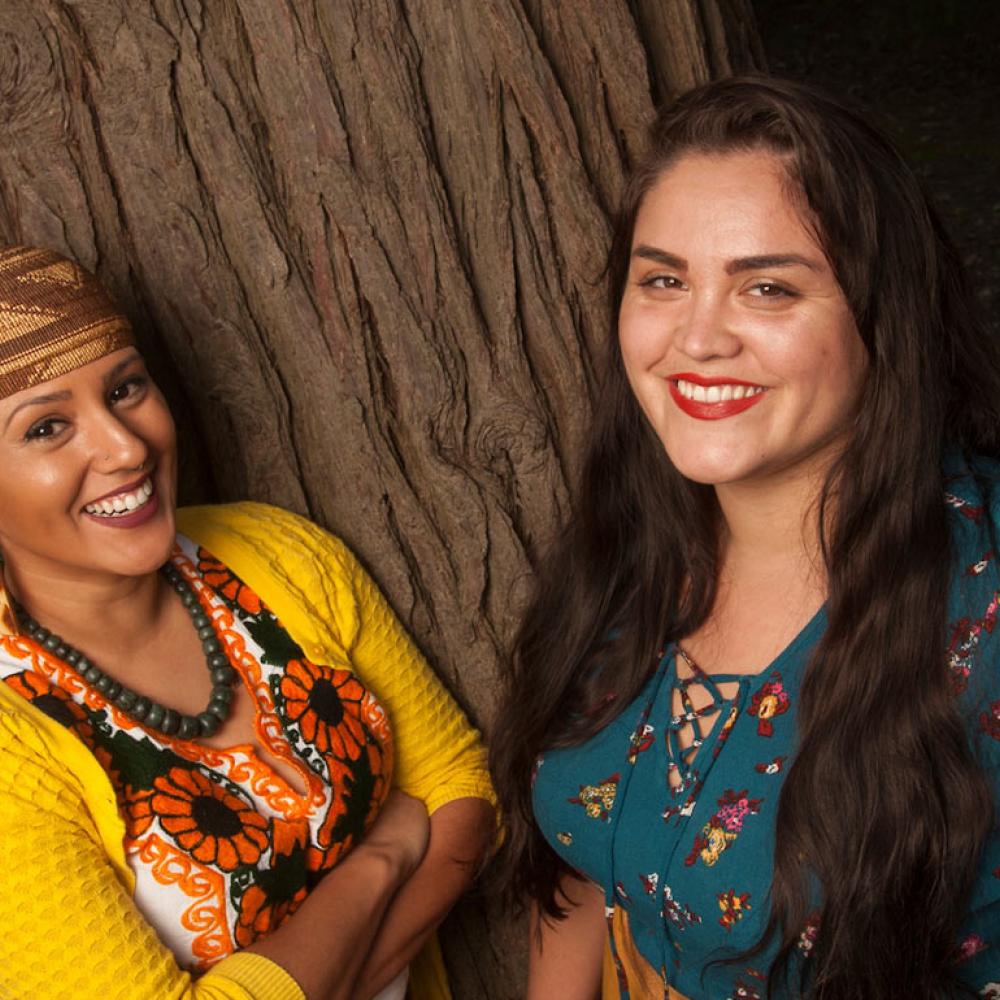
[749,282,794,298]
[640,275,685,290]
[24,418,63,441]
[108,376,147,404]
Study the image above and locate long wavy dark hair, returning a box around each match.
[489,76,1000,998]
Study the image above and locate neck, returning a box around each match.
[4,559,167,650]
[713,461,830,583]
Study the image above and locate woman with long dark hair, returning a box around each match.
[490,76,1000,998]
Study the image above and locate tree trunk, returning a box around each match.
[0,1,763,994]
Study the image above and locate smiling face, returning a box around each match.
[618,150,869,492]
[0,348,177,587]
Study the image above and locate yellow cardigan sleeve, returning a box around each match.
[0,698,304,1000]
[176,502,494,815]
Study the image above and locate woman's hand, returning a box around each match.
[352,795,495,999]
[247,790,429,999]
[357,789,430,880]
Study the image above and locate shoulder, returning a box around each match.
[942,456,1000,745]
[0,681,58,761]
[0,681,109,825]
[176,502,369,661]
[942,454,1000,618]
[177,501,357,578]
[177,502,367,608]
[944,453,1000,551]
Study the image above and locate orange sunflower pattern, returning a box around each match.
[196,551,262,616]
[280,660,369,761]
[151,767,270,871]
[0,668,114,776]
[2,669,92,738]
[187,538,392,937]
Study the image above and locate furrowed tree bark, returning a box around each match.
[0,2,763,995]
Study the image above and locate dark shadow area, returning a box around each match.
[754,0,1000,336]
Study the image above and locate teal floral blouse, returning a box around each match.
[533,458,1000,999]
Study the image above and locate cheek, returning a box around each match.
[3,454,75,500]
[755,314,867,401]
[618,301,671,373]
[141,394,178,457]
[156,413,178,457]
[0,451,80,545]
[811,326,868,406]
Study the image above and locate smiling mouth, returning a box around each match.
[84,476,155,517]
[667,376,769,421]
[673,378,767,403]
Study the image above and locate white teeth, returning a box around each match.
[84,477,155,518]
[674,380,765,403]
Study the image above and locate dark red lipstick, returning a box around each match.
[87,489,161,530]
[81,477,161,529]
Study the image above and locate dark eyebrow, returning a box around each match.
[632,245,688,270]
[3,351,144,433]
[725,254,822,274]
[103,350,143,385]
[3,390,72,432]
[633,247,823,275]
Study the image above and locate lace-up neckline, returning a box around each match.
[664,645,744,795]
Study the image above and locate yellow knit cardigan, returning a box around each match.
[0,502,494,1000]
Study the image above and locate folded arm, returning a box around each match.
[0,706,428,1000]
[343,541,497,996]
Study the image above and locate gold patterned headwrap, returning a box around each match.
[0,245,134,399]
[0,245,135,635]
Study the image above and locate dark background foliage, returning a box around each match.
[755,0,1000,336]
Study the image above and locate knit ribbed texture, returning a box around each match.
[202,953,305,1000]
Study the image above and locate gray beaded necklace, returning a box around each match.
[13,561,236,740]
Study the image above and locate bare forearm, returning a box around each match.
[527,875,605,1000]
[354,797,495,1000]
[246,843,408,1000]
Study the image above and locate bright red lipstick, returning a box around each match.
[668,374,767,421]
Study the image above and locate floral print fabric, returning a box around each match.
[533,457,1000,998]
[0,535,392,971]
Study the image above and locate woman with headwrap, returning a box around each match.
[0,245,494,1000]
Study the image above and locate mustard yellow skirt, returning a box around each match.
[601,906,690,1000]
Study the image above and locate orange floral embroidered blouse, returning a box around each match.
[0,502,493,1000]
[0,533,394,970]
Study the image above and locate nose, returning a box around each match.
[673,291,741,361]
[88,409,150,473]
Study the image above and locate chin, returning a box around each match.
[100,545,174,579]
[92,513,177,577]
[663,438,758,487]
